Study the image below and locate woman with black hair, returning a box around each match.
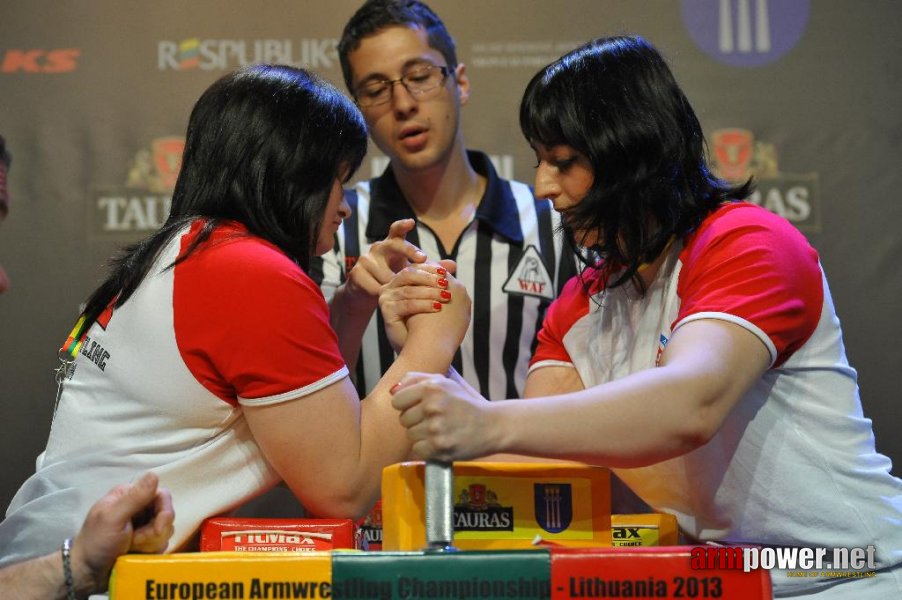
[392,36,902,598]
[0,64,469,567]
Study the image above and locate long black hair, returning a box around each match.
[79,64,367,329]
[520,35,753,291]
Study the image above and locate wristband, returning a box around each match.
[61,538,76,600]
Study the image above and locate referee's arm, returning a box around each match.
[329,219,426,369]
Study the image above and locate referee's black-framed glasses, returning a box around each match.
[353,64,452,108]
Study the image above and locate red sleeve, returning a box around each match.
[173,225,346,405]
[676,203,823,367]
[529,272,592,369]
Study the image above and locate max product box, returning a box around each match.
[381,461,611,550]
[199,517,361,552]
[611,513,679,547]
[550,546,772,600]
[109,551,332,599]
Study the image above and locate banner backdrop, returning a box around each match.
[1,1,899,511]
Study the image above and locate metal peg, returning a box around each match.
[424,460,456,551]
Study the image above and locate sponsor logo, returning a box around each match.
[359,499,383,548]
[612,526,643,546]
[691,545,877,577]
[710,128,820,232]
[90,137,184,239]
[1,49,80,73]
[454,483,514,531]
[222,530,330,552]
[157,38,338,71]
[503,245,555,300]
[468,40,583,70]
[534,483,572,534]
[681,0,809,67]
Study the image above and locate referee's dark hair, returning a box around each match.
[337,0,458,93]
[520,35,754,293]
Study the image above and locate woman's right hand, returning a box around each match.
[380,263,457,353]
[391,371,493,462]
[402,270,471,361]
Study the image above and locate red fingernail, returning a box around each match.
[433,301,442,310]
[390,382,401,394]
[440,290,451,300]
[437,278,448,288]
[436,267,447,276]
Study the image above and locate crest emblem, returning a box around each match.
[123,136,185,194]
[534,483,572,533]
[151,137,185,190]
[712,128,754,181]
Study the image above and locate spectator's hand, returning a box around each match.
[71,472,174,592]
[344,219,431,310]
[380,262,455,353]
[391,372,490,461]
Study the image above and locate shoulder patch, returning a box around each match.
[502,245,555,300]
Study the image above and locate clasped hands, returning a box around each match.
[343,218,470,355]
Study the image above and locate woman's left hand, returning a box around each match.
[379,261,456,353]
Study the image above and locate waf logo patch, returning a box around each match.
[534,483,573,534]
[503,245,554,300]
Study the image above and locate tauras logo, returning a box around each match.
[711,128,820,232]
[453,509,513,530]
[453,483,514,531]
[90,137,183,239]
[363,527,383,543]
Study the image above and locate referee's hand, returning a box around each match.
[346,219,428,304]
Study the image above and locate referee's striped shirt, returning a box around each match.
[317,151,577,401]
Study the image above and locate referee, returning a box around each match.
[318,0,576,402]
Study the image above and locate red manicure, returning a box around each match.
[440,290,451,300]
[437,278,448,288]
[436,267,447,276]
[433,301,443,310]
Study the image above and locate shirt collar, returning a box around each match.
[364,150,524,243]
